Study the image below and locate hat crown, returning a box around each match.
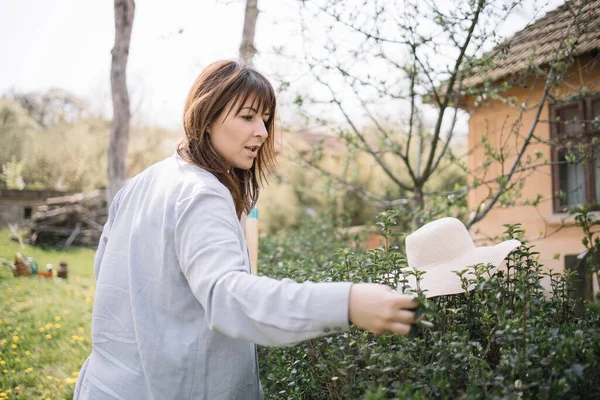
[406,217,475,270]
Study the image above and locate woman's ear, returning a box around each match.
[206,124,211,133]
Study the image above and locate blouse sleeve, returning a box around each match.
[174,186,352,347]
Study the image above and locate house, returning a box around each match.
[0,189,70,228]
[461,0,600,296]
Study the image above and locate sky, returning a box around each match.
[0,0,566,131]
[0,0,302,128]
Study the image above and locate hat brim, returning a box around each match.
[401,239,521,298]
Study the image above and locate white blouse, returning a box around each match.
[74,155,352,400]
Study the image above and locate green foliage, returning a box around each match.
[0,92,181,193]
[1,157,25,190]
[0,100,39,190]
[258,214,600,399]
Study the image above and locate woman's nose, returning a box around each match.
[254,120,268,139]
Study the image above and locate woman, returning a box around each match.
[74,60,418,399]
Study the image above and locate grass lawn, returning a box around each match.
[0,228,96,399]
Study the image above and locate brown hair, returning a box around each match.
[177,60,277,218]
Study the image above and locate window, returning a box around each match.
[23,206,32,220]
[564,253,594,303]
[550,96,600,212]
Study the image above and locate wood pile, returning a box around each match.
[27,190,107,248]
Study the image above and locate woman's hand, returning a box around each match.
[348,283,418,335]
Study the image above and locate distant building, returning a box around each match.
[0,189,70,227]
[460,0,600,297]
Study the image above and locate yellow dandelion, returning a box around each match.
[76,276,81,282]
[11,370,15,373]
[64,377,78,384]
[3,390,9,394]
[24,351,30,356]
[46,375,53,380]
[63,309,70,315]
[85,297,92,303]
[54,377,60,382]
[0,339,6,345]
[25,367,33,373]
[0,360,5,365]
[55,316,61,322]
[7,288,11,293]
[15,386,20,390]
[14,358,20,363]
[6,326,11,330]
[45,334,52,340]
[39,327,46,332]
[54,324,61,329]
[45,323,52,329]
[78,327,84,333]
[72,371,79,377]
[2,370,6,374]
[10,344,16,349]
[16,327,20,332]
[12,336,18,343]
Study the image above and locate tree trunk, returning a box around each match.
[411,186,425,232]
[239,0,261,274]
[239,0,259,66]
[107,0,135,204]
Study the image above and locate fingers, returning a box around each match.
[348,283,423,337]
[393,293,419,309]
[373,308,417,336]
[396,309,417,325]
[376,294,420,335]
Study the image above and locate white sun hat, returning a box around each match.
[402,217,521,298]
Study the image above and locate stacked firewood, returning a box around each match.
[27,190,107,248]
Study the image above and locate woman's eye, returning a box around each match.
[242,115,253,121]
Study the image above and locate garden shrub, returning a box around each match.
[257,212,600,399]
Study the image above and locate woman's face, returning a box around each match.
[208,96,270,170]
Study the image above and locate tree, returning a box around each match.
[108,0,135,204]
[239,0,259,65]
[239,0,261,274]
[0,99,39,171]
[290,0,595,231]
[10,88,88,129]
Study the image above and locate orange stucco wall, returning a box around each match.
[466,55,600,290]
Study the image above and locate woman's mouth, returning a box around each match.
[245,146,259,157]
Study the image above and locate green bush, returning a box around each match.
[257,212,600,399]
